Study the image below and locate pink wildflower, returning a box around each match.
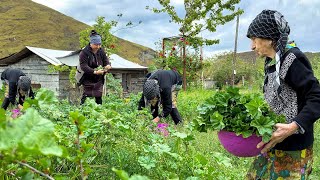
[11,109,21,119]
[156,123,169,137]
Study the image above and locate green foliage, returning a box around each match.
[46,65,77,86]
[113,168,150,180]
[154,39,203,84]
[1,88,319,179]
[47,65,71,73]
[147,0,243,47]
[0,108,64,156]
[194,87,286,142]
[177,89,215,121]
[0,89,65,178]
[105,73,123,97]
[204,52,264,88]
[69,67,77,85]
[148,0,243,88]
[309,55,320,79]
[79,15,143,57]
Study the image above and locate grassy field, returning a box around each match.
[0,87,319,179]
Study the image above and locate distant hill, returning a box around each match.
[0,0,156,65]
[222,51,320,63]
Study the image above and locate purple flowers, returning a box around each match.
[11,109,21,119]
[156,123,169,137]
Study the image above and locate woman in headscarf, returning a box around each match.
[139,70,183,125]
[1,68,34,110]
[246,10,320,179]
[79,30,111,105]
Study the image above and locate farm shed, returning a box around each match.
[0,46,148,99]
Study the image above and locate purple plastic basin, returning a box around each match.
[217,130,263,157]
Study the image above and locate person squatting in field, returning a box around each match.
[138,70,183,125]
[1,68,34,110]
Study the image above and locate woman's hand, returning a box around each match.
[18,104,23,110]
[153,116,161,123]
[257,122,299,153]
[94,70,105,75]
[105,65,112,70]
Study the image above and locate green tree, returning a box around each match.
[154,39,203,86]
[147,0,243,89]
[204,52,264,89]
[79,15,142,56]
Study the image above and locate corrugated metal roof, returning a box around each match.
[108,54,147,70]
[26,46,73,65]
[57,53,79,66]
[25,46,147,69]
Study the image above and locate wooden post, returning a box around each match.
[200,46,204,88]
[242,76,245,86]
[182,34,187,91]
[162,38,166,68]
[162,38,165,57]
[232,12,240,87]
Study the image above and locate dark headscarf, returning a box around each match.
[247,10,290,94]
[143,79,160,100]
[18,76,31,92]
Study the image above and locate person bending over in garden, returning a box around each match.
[138,70,183,125]
[246,9,320,179]
[1,68,34,110]
[79,30,111,105]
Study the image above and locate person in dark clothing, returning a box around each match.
[1,68,34,110]
[246,10,320,179]
[79,30,111,105]
[139,70,183,125]
[138,72,152,110]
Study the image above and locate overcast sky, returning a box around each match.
[32,0,320,57]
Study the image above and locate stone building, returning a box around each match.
[0,46,148,99]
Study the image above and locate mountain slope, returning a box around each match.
[0,0,155,65]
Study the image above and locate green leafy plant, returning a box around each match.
[193,87,286,142]
[0,89,66,179]
[94,65,105,71]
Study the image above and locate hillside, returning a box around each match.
[0,0,155,65]
[224,51,320,63]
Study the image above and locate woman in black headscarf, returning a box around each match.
[246,10,320,179]
[139,70,183,125]
[1,68,34,110]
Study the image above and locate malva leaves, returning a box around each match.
[209,111,225,130]
[194,87,286,142]
[0,108,64,157]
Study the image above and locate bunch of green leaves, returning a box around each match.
[94,65,105,71]
[193,87,286,142]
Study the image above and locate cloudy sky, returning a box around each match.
[32,0,320,57]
